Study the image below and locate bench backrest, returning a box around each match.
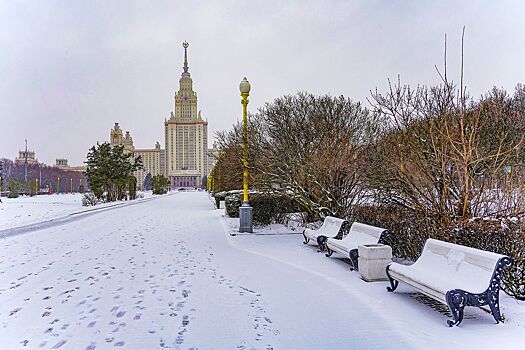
[422,239,505,271]
[319,216,347,233]
[340,222,389,246]
[351,222,388,239]
[316,216,349,239]
[415,239,508,289]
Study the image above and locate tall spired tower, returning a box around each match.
[164,42,208,188]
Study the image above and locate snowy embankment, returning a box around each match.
[0,192,154,231]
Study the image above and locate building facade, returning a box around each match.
[164,41,208,188]
[109,123,162,190]
[134,142,162,189]
[108,41,209,190]
[55,158,86,172]
[15,150,38,165]
[56,158,69,169]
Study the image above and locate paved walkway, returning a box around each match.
[0,192,413,349]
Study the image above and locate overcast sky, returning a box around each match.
[1,0,524,165]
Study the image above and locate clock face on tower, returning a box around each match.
[183,95,189,101]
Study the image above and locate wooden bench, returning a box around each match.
[324,222,390,270]
[303,216,350,250]
[386,238,512,326]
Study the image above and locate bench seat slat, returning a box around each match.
[387,269,447,302]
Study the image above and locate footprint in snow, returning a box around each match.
[51,340,67,349]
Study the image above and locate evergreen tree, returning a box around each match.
[143,172,153,191]
[128,176,137,200]
[152,175,170,195]
[84,142,143,202]
[7,178,23,198]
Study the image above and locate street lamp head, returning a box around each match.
[239,77,251,95]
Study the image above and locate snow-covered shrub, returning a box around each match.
[351,205,525,300]
[280,212,308,231]
[225,193,241,217]
[215,191,229,208]
[225,192,301,226]
[82,192,99,206]
[252,194,301,226]
[136,192,144,199]
[7,191,19,198]
[215,190,242,209]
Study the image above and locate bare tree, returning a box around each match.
[247,92,384,219]
[368,80,525,221]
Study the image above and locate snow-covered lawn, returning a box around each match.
[0,194,84,230]
[0,191,523,349]
[0,192,153,231]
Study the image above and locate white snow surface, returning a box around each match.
[0,191,523,349]
[0,194,84,230]
[0,192,153,231]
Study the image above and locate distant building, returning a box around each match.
[110,123,161,190]
[55,158,86,172]
[134,142,162,190]
[110,123,135,153]
[56,158,69,169]
[108,41,210,190]
[15,150,38,165]
[164,41,208,188]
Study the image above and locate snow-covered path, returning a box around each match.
[0,192,411,349]
[1,191,523,349]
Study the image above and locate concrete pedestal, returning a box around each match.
[358,244,392,282]
[239,201,253,233]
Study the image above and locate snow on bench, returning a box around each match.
[386,238,512,327]
[324,222,390,270]
[302,216,350,250]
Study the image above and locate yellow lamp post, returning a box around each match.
[35,178,39,194]
[57,177,60,194]
[70,178,73,193]
[207,164,214,192]
[238,77,253,233]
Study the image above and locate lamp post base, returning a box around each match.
[239,201,253,233]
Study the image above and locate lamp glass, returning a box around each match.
[239,77,251,94]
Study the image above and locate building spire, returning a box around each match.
[183,41,189,73]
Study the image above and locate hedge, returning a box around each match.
[225,192,300,226]
[351,205,525,301]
